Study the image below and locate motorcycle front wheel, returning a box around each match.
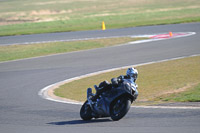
[110,97,131,121]
[80,101,93,120]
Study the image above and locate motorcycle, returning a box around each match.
[80,80,138,121]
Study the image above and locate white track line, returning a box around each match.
[132,105,200,109]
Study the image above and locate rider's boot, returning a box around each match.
[91,85,103,101]
[88,85,104,101]
[87,88,94,99]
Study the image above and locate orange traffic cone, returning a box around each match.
[169,32,173,37]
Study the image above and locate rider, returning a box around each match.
[90,67,138,101]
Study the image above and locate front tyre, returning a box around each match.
[110,97,131,121]
[80,101,93,120]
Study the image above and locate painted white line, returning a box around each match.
[129,32,196,45]
[39,54,200,109]
[2,36,127,46]
[39,83,83,105]
[132,106,200,109]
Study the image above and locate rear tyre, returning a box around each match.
[110,97,131,121]
[80,101,93,120]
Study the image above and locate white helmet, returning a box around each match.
[126,67,138,81]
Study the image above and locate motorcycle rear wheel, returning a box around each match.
[80,101,93,120]
[110,97,131,121]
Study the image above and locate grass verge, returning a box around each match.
[158,83,200,102]
[0,0,200,36]
[54,56,200,105]
[0,37,147,62]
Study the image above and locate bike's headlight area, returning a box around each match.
[131,84,137,92]
[125,83,136,93]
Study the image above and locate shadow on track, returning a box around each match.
[47,118,112,125]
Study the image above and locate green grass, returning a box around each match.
[159,83,200,102]
[0,0,200,36]
[0,37,147,62]
[54,56,200,104]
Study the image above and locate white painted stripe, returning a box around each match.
[38,84,83,105]
[129,32,196,44]
[132,106,200,109]
[39,54,200,109]
[2,35,138,46]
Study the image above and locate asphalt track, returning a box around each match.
[0,23,200,133]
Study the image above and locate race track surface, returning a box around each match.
[0,23,200,133]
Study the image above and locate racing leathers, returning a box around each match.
[91,75,138,101]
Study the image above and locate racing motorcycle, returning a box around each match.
[80,80,137,121]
